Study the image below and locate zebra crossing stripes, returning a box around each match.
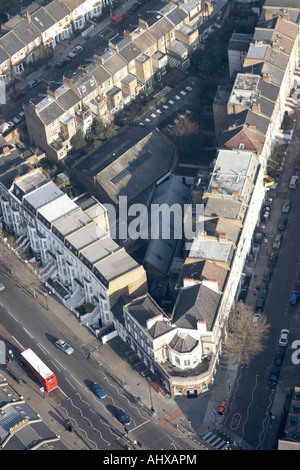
[201,430,229,450]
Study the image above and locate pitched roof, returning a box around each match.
[168,332,197,353]
[172,284,221,331]
[220,125,266,154]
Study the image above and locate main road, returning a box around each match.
[224,124,300,449]
[0,271,203,451]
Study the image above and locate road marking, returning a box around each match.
[23,327,34,339]
[7,310,19,322]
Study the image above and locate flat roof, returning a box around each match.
[24,181,63,210]
[37,194,77,223]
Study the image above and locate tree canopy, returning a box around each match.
[224,303,270,366]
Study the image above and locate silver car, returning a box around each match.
[55,339,74,355]
[0,281,5,291]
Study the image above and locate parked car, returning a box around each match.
[92,382,107,399]
[282,199,291,213]
[268,368,279,387]
[264,268,273,282]
[56,57,71,68]
[115,409,131,426]
[274,348,285,366]
[13,90,27,101]
[27,79,41,89]
[1,121,14,133]
[295,155,300,170]
[0,281,5,291]
[68,45,83,58]
[273,234,282,249]
[279,329,290,347]
[297,269,300,286]
[13,111,25,124]
[218,401,226,415]
[129,2,142,14]
[278,217,287,231]
[55,339,74,355]
[290,291,299,305]
[259,282,268,299]
[269,252,279,267]
[256,298,265,312]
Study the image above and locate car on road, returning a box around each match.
[115,409,131,426]
[268,368,279,387]
[55,339,74,355]
[278,217,287,231]
[259,282,268,299]
[282,199,291,213]
[13,90,27,101]
[273,233,282,249]
[274,348,285,366]
[1,121,14,133]
[218,401,226,415]
[264,268,273,282]
[13,111,25,124]
[56,57,71,68]
[68,45,83,58]
[92,382,107,399]
[0,281,5,291]
[27,79,41,89]
[295,155,300,170]
[279,329,290,347]
[290,291,299,305]
[129,2,142,14]
[256,298,265,312]
[269,252,279,267]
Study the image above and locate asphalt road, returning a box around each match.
[226,124,300,449]
[0,273,203,451]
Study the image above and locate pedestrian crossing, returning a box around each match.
[200,430,231,450]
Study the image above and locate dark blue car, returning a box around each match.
[115,409,131,426]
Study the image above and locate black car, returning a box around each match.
[269,252,279,268]
[256,298,265,312]
[278,217,288,231]
[264,268,273,282]
[129,2,141,14]
[115,409,131,426]
[56,58,71,68]
[274,348,285,366]
[268,368,279,387]
[259,282,268,299]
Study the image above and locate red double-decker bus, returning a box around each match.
[21,348,58,392]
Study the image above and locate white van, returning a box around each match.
[289,175,298,189]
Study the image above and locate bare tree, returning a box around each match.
[167,115,199,139]
[224,303,270,366]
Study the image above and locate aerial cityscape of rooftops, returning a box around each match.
[0,0,300,453]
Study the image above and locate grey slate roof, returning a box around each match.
[25,4,56,33]
[165,6,188,26]
[84,61,111,86]
[81,127,176,206]
[125,294,169,332]
[144,176,191,276]
[0,30,25,56]
[168,332,197,353]
[0,45,9,65]
[38,99,65,126]
[172,283,221,331]
[12,19,41,47]
[43,0,72,22]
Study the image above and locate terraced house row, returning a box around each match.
[1,1,300,399]
[112,2,300,398]
[20,0,212,160]
[0,0,113,82]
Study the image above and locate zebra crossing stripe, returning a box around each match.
[202,431,213,440]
